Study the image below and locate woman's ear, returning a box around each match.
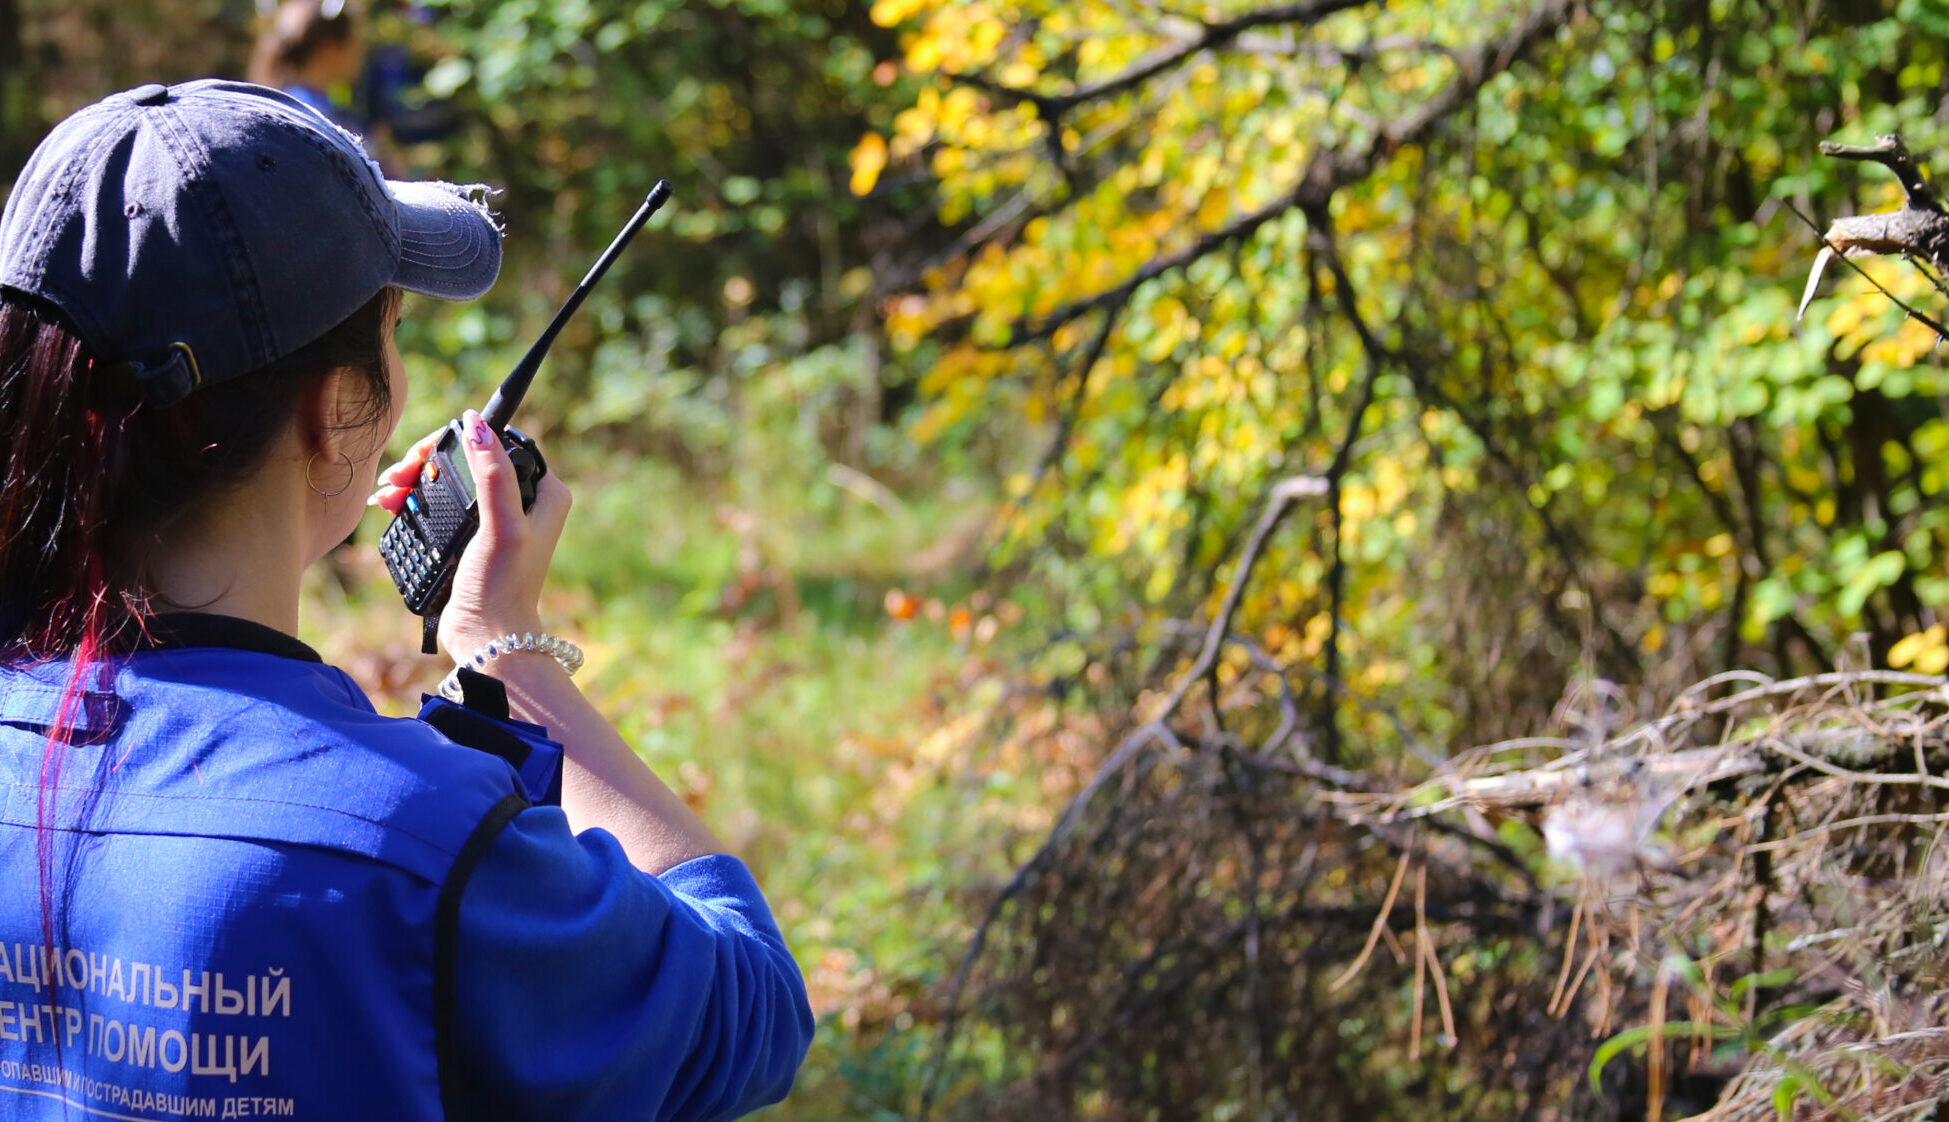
[297,367,377,458]
[294,369,341,457]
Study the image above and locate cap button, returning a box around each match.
[130,84,169,106]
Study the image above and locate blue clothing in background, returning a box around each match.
[279,83,363,134]
[361,44,456,145]
[0,615,813,1120]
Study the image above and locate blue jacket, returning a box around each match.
[0,615,813,1120]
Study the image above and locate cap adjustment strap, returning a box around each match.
[126,342,202,407]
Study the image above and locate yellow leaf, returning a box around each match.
[999,59,1038,88]
[849,132,889,197]
[1341,484,1375,521]
[869,0,927,25]
[1824,292,1875,341]
[907,36,943,72]
[1884,316,1942,367]
[1889,624,1946,670]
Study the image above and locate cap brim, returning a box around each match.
[388,179,502,301]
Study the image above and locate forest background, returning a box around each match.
[6,0,1949,1118]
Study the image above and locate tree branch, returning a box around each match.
[1305,206,1391,764]
[946,0,1371,119]
[922,472,1330,1116]
[1788,199,1949,336]
[1004,0,1573,346]
[1820,134,1942,212]
[1028,305,1123,490]
[1161,476,1332,719]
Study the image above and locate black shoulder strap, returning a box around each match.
[433,791,528,1121]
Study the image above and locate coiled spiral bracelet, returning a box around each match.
[437,631,585,702]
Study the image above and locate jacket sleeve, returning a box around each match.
[450,806,816,1121]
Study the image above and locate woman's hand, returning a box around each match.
[374,416,722,873]
[370,409,572,661]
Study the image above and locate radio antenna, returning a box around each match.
[481,180,671,431]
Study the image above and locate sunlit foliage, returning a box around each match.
[859,0,1949,1117]
[865,0,1949,755]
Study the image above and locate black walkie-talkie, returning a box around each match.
[380,181,671,653]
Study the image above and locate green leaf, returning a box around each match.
[1726,968,1796,1002]
[1589,1022,1738,1095]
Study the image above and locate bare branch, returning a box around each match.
[1820,134,1942,212]
[1159,476,1331,719]
[1028,305,1123,490]
[1786,200,1949,339]
[946,0,1371,118]
[1005,0,1573,346]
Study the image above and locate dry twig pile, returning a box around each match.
[923,474,1949,1122]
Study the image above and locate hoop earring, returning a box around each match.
[305,451,355,498]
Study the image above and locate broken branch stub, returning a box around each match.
[1797,133,1949,320]
[1819,134,1943,211]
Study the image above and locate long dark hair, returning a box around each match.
[0,286,398,658]
[0,285,398,1066]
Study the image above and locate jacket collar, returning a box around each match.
[141,613,323,664]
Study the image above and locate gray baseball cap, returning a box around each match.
[0,79,502,406]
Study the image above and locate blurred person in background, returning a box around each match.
[248,0,367,131]
[0,79,812,1120]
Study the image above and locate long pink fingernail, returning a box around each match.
[466,411,492,448]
